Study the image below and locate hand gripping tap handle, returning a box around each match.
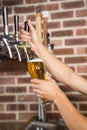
[21,21,30,62]
[24,21,30,32]
[24,21,31,48]
[2,6,9,35]
[14,15,19,41]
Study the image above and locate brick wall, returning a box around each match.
[0,0,87,125]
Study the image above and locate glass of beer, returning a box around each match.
[27,58,46,103]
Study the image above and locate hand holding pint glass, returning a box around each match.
[27,58,46,103]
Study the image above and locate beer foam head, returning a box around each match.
[28,58,43,62]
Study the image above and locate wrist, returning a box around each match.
[53,89,65,104]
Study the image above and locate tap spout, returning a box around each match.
[2,38,13,58]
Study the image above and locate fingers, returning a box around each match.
[31,78,44,84]
[28,20,35,32]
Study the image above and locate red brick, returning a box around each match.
[65,56,87,64]
[51,11,73,19]
[76,28,87,36]
[47,113,61,120]
[30,104,38,111]
[79,103,87,111]
[14,6,35,14]
[18,95,37,102]
[19,112,37,120]
[29,86,33,93]
[76,47,87,54]
[6,86,26,93]
[1,0,23,6]
[0,96,15,102]
[51,39,63,46]
[0,77,15,84]
[54,48,74,55]
[48,21,60,29]
[17,77,31,84]
[0,87,4,93]
[59,85,75,93]
[46,104,52,111]
[0,113,16,120]
[61,1,84,9]
[26,0,47,3]
[0,104,4,111]
[8,16,14,24]
[63,20,86,28]
[77,65,87,73]
[27,15,36,22]
[6,104,28,111]
[0,72,6,76]
[0,18,1,24]
[76,9,87,17]
[65,38,87,46]
[52,30,73,37]
[39,3,59,11]
[0,26,4,33]
[6,71,27,76]
[67,94,87,102]
[50,0,63,1]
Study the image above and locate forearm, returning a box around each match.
[36,44,87,94]
[54,91,87,130]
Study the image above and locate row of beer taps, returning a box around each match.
[0,6,54,62]
[0,6,35,62]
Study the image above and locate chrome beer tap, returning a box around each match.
[13,15,22,61]
[19,21,31,62]
[0,6,13,58]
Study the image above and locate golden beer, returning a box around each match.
[27,58,45,79]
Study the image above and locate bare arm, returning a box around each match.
[20,20,87,94]
[31,73,87,130]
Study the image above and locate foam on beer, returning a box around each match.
[28,58,43,62]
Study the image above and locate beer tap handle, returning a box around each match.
[1,7,13,59]
[2,6,9,35]
[36,6,42,44]
[24,21,30,32]
[24,21,30,61]
[42,11,49,46]
[13,15,22,61]
[19,21,31,62]
[14,15,19,41]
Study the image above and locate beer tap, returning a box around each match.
[0,6,13,58]
[19,21,31,62]
[42,11,48,46]
[47,33,54,53]
[36,6,42,44]
[42,11,54,53]
[13,15,22,61]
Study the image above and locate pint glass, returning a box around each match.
[27,58,45,103]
